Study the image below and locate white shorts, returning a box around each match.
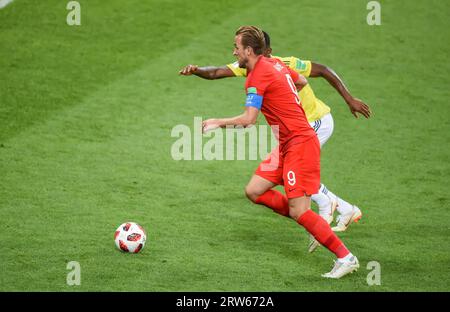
[309,113,334,148]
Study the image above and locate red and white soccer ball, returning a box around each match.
[114,222,147,253]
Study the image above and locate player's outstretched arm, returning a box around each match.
[179,65,235,80]
[202,107,259,133]
[310,63,371,119]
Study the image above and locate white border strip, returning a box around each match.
[0,0,14,9]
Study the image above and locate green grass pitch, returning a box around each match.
[0,0,449,291]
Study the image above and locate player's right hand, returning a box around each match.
[347,97,371,119]
[202,119,221,133]
[179,64,198,76]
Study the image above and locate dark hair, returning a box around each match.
[235,26,265,55]
[262,30,271,48]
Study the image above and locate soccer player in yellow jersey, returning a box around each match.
[180,31,371,251]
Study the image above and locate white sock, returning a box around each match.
[311,184,331,215]
[320,184,354,215]
[339,252,355,262]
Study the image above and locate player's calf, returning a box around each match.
[287,196,311,220]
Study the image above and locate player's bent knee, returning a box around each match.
[244,186,259,203]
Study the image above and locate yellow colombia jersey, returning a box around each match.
[227,56,331,123]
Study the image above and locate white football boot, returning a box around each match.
[308,200,338,253]
[322,256,360,279]
[332,206,362,232]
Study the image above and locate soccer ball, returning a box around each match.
[114,222,147,253]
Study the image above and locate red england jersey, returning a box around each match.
[245,56,316,148]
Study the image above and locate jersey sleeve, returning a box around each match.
[245,88,263,110]
[245,71,271,110]
[291,57,312,77]
[226,61,247,77]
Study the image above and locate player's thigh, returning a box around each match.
[254,146,284,185]
[282,138,321,200]
[309,113,334,147]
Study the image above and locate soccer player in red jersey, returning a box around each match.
[180,31,370,239]
[202,26,359,278]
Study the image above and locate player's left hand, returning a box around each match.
[179,64,198,76]
[347,97,371,119]
[202,119,221,133]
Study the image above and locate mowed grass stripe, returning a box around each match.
[0,0,306,291]
[0,0,250,141]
